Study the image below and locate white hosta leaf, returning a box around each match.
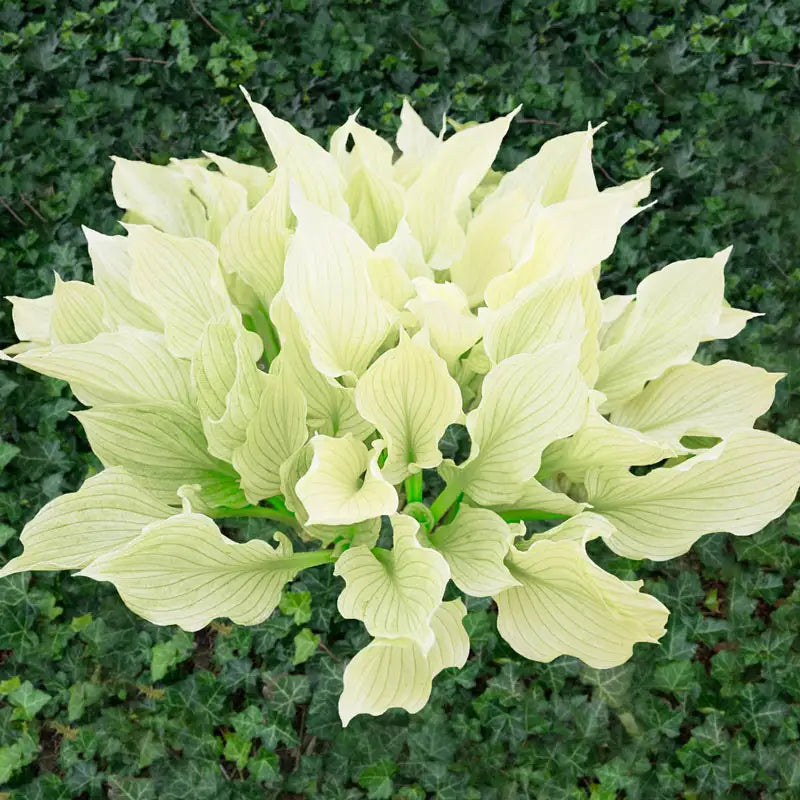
[374,219,432,281]
[404,108,519,269]
[218,168,291,307]
[233,374,308,503]
[366,252,415,310]
[596,249,729,410]
[270,294,374,440]
[450,346,588,505]
[192,318,267,461]
[203,151,273,207]
[406,278,482,368]
[0,468,173,576]
[610,360,781,443]
[338,599,468,725]
[481,274,585,365]
[393,99,443,187]
[701,300,761,342]
[577,272,602,386]
[495,535,669,668]
[528,512,616,545]
[111,156,209,237]
[334,514,450,647]
[485,175,653,309]
[540,410,683,483]
[7,295,53,346]
[449,189,531,306]
[355,331,462,483]
[242,88,349,218]
[75,403,241,506]
[279,444,381,547]
[492,478,587,517]
[168,161,248,245]
[50,276,110,345]
[283,197,393,379]
[13,331,193,409]
[493,126,599,207]
[83,227,163,331]
[78,514,302,631]
[332,115,404,248]
[431,506,521,596]
[585,428,800,560]
[126,225,232,358]
[295,435,398,526]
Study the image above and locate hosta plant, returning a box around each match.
[2,90,799,726]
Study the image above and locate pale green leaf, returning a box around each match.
[586,428,800,560]
[295,435,398,526]
[78,513,301,631]
[0,468,173,576]
[355,330,462,483]
[50,275,110,346]
[334,514,449,647]
[495,535,668,668]
[430,506,520,596]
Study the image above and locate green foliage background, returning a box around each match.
[1,1,799,797]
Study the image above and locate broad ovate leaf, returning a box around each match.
[50,275,110,346]
[242,88,349,219]
[233,373,308,503]
[126,225,232,358]
[355,331,462,483]
[495,534,669,668]
[334,514,450,647]
[0,468,173,576]
[404,108,520,269]
[338,599,468,725]
[283,197,393,379]
[6,295,53,348]
[83,227,163,331]
[430,506,521,596]
[74,403,242,508]
[539,409,683,483]
[14,331,193,409]
[294,435,398,525]
[596,248,729,409]
[78,513,301,631]
[449,345,588,505]
[586,428,800,560]
[202,151,273,207]
[609,360,781,443]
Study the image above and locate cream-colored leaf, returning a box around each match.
[540,409,684,482]
[82,227,163,331]
[405,278,482,369]
[596,248,729,409]
[111,156,209,237]
[74,403,241,507]
[393,99,443,188]
[270,293,375,440]
[6,295,52,346]
[283,197,393,378]
[481,274,585,364]
[490,477,587,517]
[233,373,308,503]
[14,331,193,409]
[78,514,301,630]
[338,598,468,725]
[528,511,617,544]
[701,301,761,342]
[586,428,800,560]
[355,331,462,483]
[404,108,520,269]
[217,168,291,307]
[495,535,668,667]
[126,225,232,358]
[50,275,110,345]
[431,506,521,596]
[450,346,588,505]
[242,88,349,218]
[295,435,398,526]
[610,360,781,443]
[202,151,273,207]
[485,175,653,308]
[334,514,449,647]
[0,468,174,576]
